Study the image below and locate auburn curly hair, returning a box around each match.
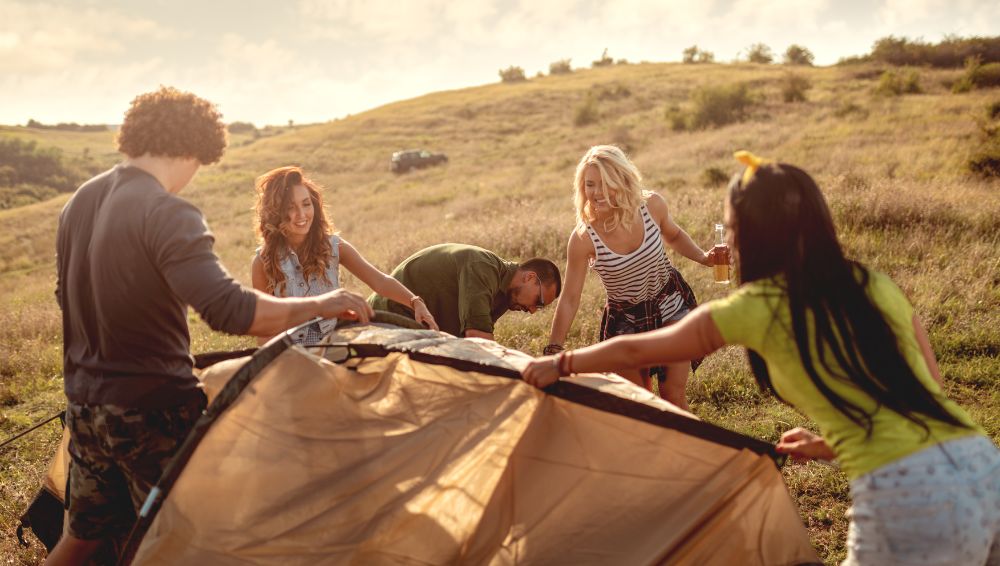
[255,166,335,296]
[117,86,227,164]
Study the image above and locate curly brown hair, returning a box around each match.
[116,86,227,164]
[255,166,335,295]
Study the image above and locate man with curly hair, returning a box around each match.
[47,87,373,565]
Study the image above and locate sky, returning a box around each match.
[1,0,997,126]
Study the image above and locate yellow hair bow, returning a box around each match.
[734,150,768,185]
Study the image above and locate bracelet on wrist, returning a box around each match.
[409,295,424,308]
[556,351,575,376]
[543,343,565,356]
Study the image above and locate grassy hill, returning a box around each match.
[1,61,998,564]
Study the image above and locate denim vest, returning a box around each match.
[257,234,340,343]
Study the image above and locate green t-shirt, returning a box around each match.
[709,269,982,479]
[369,244,518,337]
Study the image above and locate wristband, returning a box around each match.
[543,343,565,356]
[556,351,574,376]
[409,296,425,308]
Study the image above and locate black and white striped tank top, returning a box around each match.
[586,203,686,320]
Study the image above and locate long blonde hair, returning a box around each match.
[254,166,334,295]
[573,145,646,233]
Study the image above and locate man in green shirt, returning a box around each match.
[370,244,561,339]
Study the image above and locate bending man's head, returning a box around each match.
[508,258,562,314]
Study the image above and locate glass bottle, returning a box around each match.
[713,223,730,284]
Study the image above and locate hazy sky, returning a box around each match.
[1,0,996,126]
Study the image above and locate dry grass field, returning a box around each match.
[1,61,998,564]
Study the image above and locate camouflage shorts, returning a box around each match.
[65,395,205,540]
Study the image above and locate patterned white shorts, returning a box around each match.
[843,435,1000,566]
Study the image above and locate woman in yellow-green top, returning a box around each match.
[523,153,998,565]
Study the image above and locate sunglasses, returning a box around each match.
[534,278,546,309]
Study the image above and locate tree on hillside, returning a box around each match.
[683,45,715,64]
[592,48,613,68]
[745,43,774,64]
[499,65,527,83]
[227,121,257,134]
[549,59,572,75]
[784,45,815,66]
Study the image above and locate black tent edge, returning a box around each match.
[196,337,784,465]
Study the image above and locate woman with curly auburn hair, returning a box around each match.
[251,166,438,343]
[544,145,719,410]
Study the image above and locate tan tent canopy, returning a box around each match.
[125,323,819,565]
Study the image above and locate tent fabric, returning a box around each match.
[130,328,819,565]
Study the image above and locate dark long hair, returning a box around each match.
[729,163,967,436]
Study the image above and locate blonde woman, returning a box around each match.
[251,166,437,343]
[545,145,718,410]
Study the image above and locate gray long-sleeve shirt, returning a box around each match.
[56,165,257,408]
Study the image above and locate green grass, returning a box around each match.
[1,62,998,564]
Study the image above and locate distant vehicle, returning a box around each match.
[391,149,448,173]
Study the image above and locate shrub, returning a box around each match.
[988,100,1000,120]
[968,100,1000,178]
[745,43,774,64]
[975,63,1000,88]
[227,121,257,134]
[689,83,754,129]
[700,167,729,187]
[592,48,613,68]
[875,68,922,96]
[869,34,1000,68]
[0,184,59,210]
[682,46,698,64]
[968,141,1000,178]
[683,45,715,64]
[956,60,1000,92]
[574,94,599,126]
[834,101,869,119]
[664,105,688,131]
[783,45,815,66]
[549,59,572,75]
[499,65,526,83]
[0,138,80,192]
[595,83,631,101]
[781,73,812,103]
[25,119,107,132]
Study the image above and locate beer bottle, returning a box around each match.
[713,223,730,284]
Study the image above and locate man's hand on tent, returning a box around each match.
[320,289,374,324]
[775,428,835,462]
[523,355,561,388]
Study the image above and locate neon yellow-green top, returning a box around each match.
[709,269,982,480]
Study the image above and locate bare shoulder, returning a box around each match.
[645,191,669,218]
[250,252,267,290]
[567,225,595,259]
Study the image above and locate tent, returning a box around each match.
[28,319,820,565]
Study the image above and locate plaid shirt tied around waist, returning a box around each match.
[600,267,703,380]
